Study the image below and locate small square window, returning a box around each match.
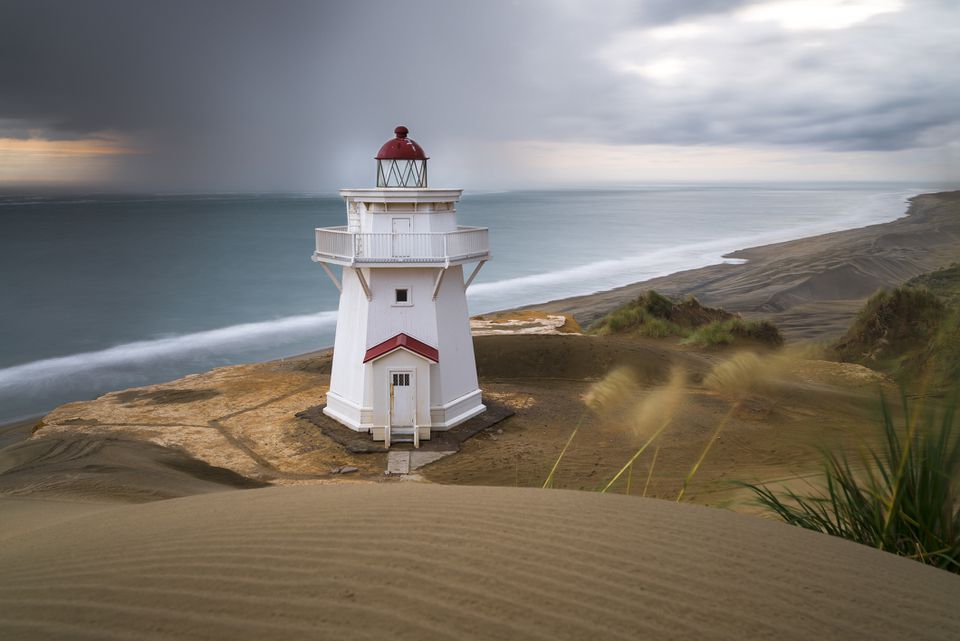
[394,288,410,304]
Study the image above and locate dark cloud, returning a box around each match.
[0,0,956,189]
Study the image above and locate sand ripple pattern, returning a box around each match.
[1,484,959,640]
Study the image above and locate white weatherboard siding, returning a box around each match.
[366,268,440,348]
[319,187,488,442]
[432,264,480,404]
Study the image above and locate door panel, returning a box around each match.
[391,218,412,257]
[390,371,415,426]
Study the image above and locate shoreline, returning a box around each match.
[528,190,960,340]
[1,190,958,433]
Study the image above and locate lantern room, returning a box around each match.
[376,126,428,188]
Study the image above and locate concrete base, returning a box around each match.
[296,399,514,454]
[386,450,456,475]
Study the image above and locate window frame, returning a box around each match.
[392,286,413,307]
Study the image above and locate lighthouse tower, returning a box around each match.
[313,126,490,447]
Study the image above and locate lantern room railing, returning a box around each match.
[313,226,489,266]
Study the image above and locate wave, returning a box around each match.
[0,312,338,420]
[468,188,920,311]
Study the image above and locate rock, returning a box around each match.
[339,466,359,474]
[496,428,503,434]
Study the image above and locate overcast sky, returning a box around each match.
[0,0,957,190]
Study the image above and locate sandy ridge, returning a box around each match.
[1,484,958,641]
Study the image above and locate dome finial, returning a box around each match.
[394,125,409,139]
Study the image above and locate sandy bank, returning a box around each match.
[1,483,957,641]
[534,191,960,340]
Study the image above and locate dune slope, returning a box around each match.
[1,484,958,641]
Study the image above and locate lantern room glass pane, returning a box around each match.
[376,159,427,187]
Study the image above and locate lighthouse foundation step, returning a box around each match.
[371,425,431,447]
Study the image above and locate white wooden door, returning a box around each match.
[390,371,415,427]
[392,217,411,257]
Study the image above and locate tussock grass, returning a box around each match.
[682,318,784,348]
[590,290,782,347]
[907,262,960,307]
[743,392,960,573]
[835,284,959,389]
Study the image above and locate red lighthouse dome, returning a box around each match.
[375,125,428,188]
[375,126,428,161]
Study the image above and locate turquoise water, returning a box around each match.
[0,183,935,421]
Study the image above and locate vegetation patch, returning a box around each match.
[744,393,960,574]
[907,262,960,306]
[834,266,960,389]
[589,290,783,347]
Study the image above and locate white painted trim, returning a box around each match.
[432,403,486,430]
[432,268,446,300]
[354,268,372,301]
[326,390,362,410]
[365,345,436,365]
[391,284,413,306]
[319,262,341,292]
[464,260,486,289]
[323,396,364,431]
[340,188,463,202]
[432,388,483,412]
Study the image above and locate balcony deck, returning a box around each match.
[312,226,490,267]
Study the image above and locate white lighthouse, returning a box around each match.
[313,126,490,447]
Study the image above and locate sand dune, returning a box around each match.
[540,191,960,340]
[0,434,267,502]
[1,484,958,640]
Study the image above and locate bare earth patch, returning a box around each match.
[17,333,905,511]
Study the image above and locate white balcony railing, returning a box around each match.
[313,226,489,265]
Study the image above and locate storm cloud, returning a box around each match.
[0,0,956,189]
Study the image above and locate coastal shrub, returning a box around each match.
[682,318,783,348]
[589,291,686,336]
[834,285,955,387]
[730,319,784,346]
[637,316,683,338]
[836,287,944,360]
[907,263,960,307]
[591,291,783,348]
[644,290,675,320]
[744,392,960,574]
[682,320,736,347]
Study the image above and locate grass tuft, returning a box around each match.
[834,278,960,390]
[682,318,784,348]
[589,290,782,347]
[743,391,960,573]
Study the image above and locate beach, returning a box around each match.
[0,190,959,639]
[535,191,960,340]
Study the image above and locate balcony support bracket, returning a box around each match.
[354,267,372,301]
[319,262,342,293]
[464,260,487,290]
[432,268,447,301]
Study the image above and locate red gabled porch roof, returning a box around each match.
[363,333,439,364]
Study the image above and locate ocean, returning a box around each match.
[0,183,935,423]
